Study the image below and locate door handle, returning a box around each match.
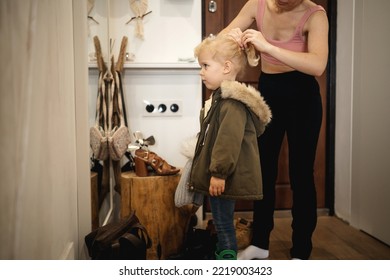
[208,1,217,13]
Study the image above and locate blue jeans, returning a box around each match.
[209,196,237,252]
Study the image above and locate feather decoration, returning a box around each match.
[129,0,148,16]
[129,0,149,39]
[87,0,95,15]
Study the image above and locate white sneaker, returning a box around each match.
[237,245,269,260]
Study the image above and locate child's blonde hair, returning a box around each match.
[194,34,259,75]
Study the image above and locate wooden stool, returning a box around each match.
[121,171,193,260]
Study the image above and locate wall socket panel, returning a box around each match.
[142,99,183,117]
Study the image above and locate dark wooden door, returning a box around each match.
[203,0,329,210]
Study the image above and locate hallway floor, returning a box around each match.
[202,211,390,260]
[270,215,390,259]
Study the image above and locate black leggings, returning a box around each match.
[252,71,322,259]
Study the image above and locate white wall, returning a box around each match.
[88,0,202,169]
[109,0,201,64]
[88,0,201,64]
[336,0,390,245]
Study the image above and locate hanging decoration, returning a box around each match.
[127,0,151,39]
[87,0,99,30]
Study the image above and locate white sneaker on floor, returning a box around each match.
[237,245,269,260]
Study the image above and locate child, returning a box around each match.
[188,34,272,260]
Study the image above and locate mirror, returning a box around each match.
[87,0,202,230]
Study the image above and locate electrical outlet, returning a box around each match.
[142,99,182,117]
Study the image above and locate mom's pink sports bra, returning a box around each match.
[256,0,325,66]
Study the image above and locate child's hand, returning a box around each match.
[209,176,226,196]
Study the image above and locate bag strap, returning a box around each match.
[110,71,125,131]
[93,35,108,132]
[94,73,102,127]
[101,71,112,135]
[108,56,127,133]
[114,70,126,128]
[93,36,107,73]
[120,232,145,249]
[121,227,152,250]
[95,211,139,245]
[116,71,129,127]
[95,72,108,131]
[120,212,152,249]
[115,36,129,128]
[112,234,145,259]
[115,36,128,73]
[132,223,152,249]
[106,69,115,133]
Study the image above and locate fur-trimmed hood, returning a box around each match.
[220,80,272,135]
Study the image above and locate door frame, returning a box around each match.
[325,0,337,215]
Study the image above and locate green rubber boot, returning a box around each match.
[215,249,237,260]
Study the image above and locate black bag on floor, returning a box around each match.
[168,217,218,260]
[85,211,151,260]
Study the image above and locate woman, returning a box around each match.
[220,0,329,260]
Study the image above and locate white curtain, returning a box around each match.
[0,0,81,259]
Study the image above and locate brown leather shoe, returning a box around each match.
[134,148,180,177]
[235,218,253,250]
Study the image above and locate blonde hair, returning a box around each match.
[194,34,259,75]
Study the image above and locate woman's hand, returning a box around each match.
[209,176,225,196]
[242,29,270,53]
[227,28,245,49]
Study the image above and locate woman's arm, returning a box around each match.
[219,0,258,36]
